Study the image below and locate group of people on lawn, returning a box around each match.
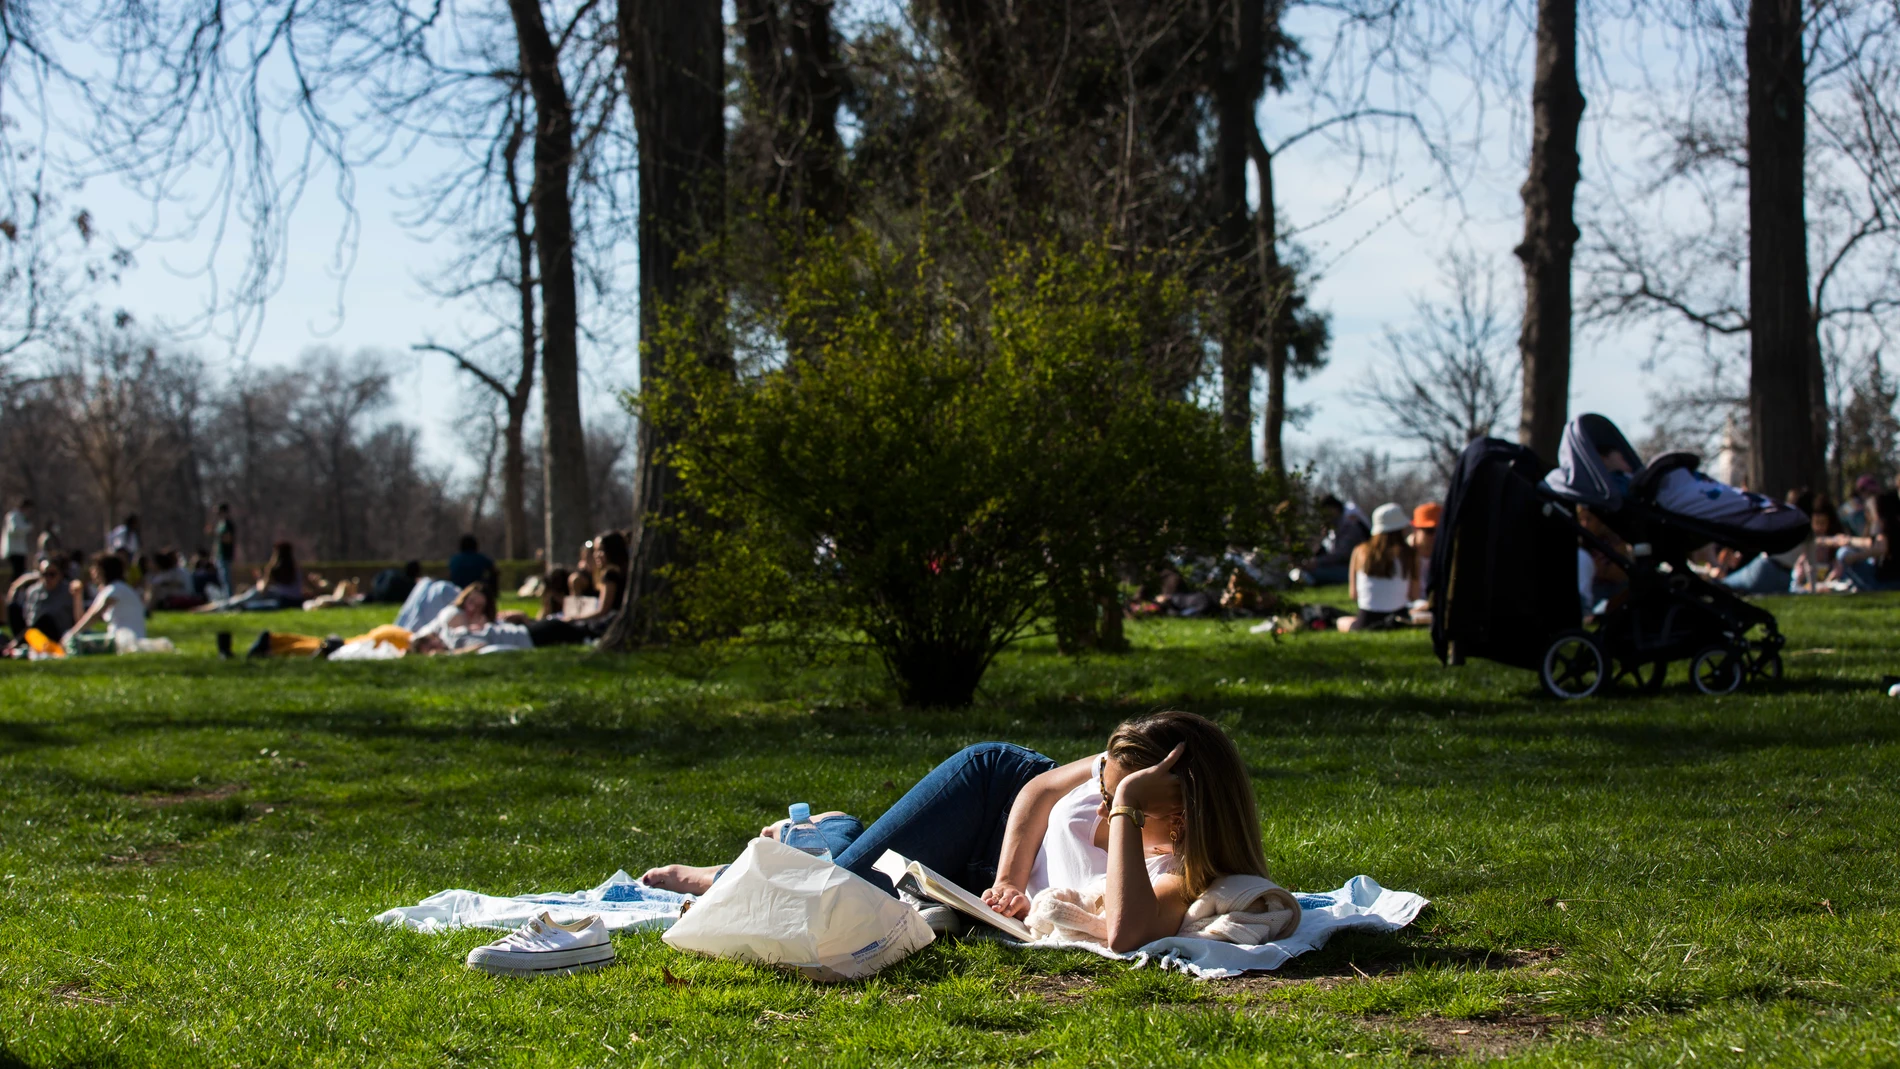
[1709,476,1900,595]
[0,496,631,658]
[248,530,628,659]
[1137,495,1440,634]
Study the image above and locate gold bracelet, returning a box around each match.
[1108,805,1146,829]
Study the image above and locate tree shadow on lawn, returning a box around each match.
[8,636,1882,775]
[0,718,71,757]
[28,684,1887,811]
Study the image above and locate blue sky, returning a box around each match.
[37,3,1676,484]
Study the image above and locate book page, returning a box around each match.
[875,850,1032,941]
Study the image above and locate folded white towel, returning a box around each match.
[1025,872,1301,947]
[1177,874,1300,944]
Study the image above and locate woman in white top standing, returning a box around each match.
[1338,503,1418,632]
[643,710,1286,953]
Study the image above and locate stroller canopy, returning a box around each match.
[1544,414,1642,512]
[1543,413,1809,555]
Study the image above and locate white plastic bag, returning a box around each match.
[662,837,934,982]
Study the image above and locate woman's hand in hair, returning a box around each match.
[1113,742,1186,813]
[980,880,1032,920]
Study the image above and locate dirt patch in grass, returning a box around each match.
[105,841,194,865]
[1017,972,1103,1004]
[47,980,120,1007]
[1394,1013,1605,1060]
[129,783,247,806]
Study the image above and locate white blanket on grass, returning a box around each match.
[372,869,689,934]
[372,870,1426,981]
[1016,875,1428,980]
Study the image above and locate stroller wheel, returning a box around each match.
[1690,647,1743,695]
[1540,632,1606,700]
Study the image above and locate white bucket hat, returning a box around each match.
[1370,503,1410,536]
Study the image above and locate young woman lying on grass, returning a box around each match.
[642,710,1274,952]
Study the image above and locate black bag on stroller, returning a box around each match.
[1429,438,1581,674]
[1430,417,1802,699]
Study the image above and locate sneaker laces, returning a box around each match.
[495,917,547,949]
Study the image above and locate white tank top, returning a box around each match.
[1025,754,1182,896]
[1356,564,1411,613]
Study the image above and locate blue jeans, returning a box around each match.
[812,743,1059,898]
[216,559,234,599]
[1721,555,1791,594]
[1844,560,1900,592]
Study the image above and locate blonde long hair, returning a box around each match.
[1106,711,1269,898]
[1352,531,1413,580]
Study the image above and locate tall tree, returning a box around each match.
[507,0,593,563]
[1580,1,1900,498]
[1515,0,1585,463]
[735,0,849,226]
[613,0,729,643]
[1746,0,1822,497]
[1214,0,1267,449]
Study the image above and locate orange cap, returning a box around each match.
[1412,503,1442,529]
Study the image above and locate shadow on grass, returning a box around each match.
[1267,927,1534,982]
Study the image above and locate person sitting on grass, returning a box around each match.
[145,548,201,610]
[1295,495,1369,587]
[640,710,1293,953]
[1830,489,1900,592]
[1337,503,1418,632]
[447,534,499,596]
[4,556,80,653]
[188,550,221,599]
[499,567,570,625]
[62,552,147,648]
[522,531,627,646]
[1409,503,1440,591]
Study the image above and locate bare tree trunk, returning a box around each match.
[471,415,500,532]
[1515,0,1585,464]
[508,0,591,567]
[1249,127,1287,477]
[739,0,848,224]
[1807,328,1829,492]
[505,107,538,561]
[1214,0,1264,452]
[612,0,728,646]
[1746,0,1822,498]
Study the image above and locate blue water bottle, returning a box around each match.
[780,802,832,862]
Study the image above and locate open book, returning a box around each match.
[873,850,1034,942]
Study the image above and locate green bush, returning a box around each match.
[647,230,1294,706]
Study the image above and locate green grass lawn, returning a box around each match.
[3,594,1898,1066]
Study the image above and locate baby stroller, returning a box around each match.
[1430,414,1809,699]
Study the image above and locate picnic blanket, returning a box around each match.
[372,870,1426,980]
[372,870,689,934]
[1016,874,1428,979]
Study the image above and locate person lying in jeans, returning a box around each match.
[640,710,1280,952]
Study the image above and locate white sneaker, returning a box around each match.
[466,912,616,977]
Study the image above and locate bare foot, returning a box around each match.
[640,864,721,895]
